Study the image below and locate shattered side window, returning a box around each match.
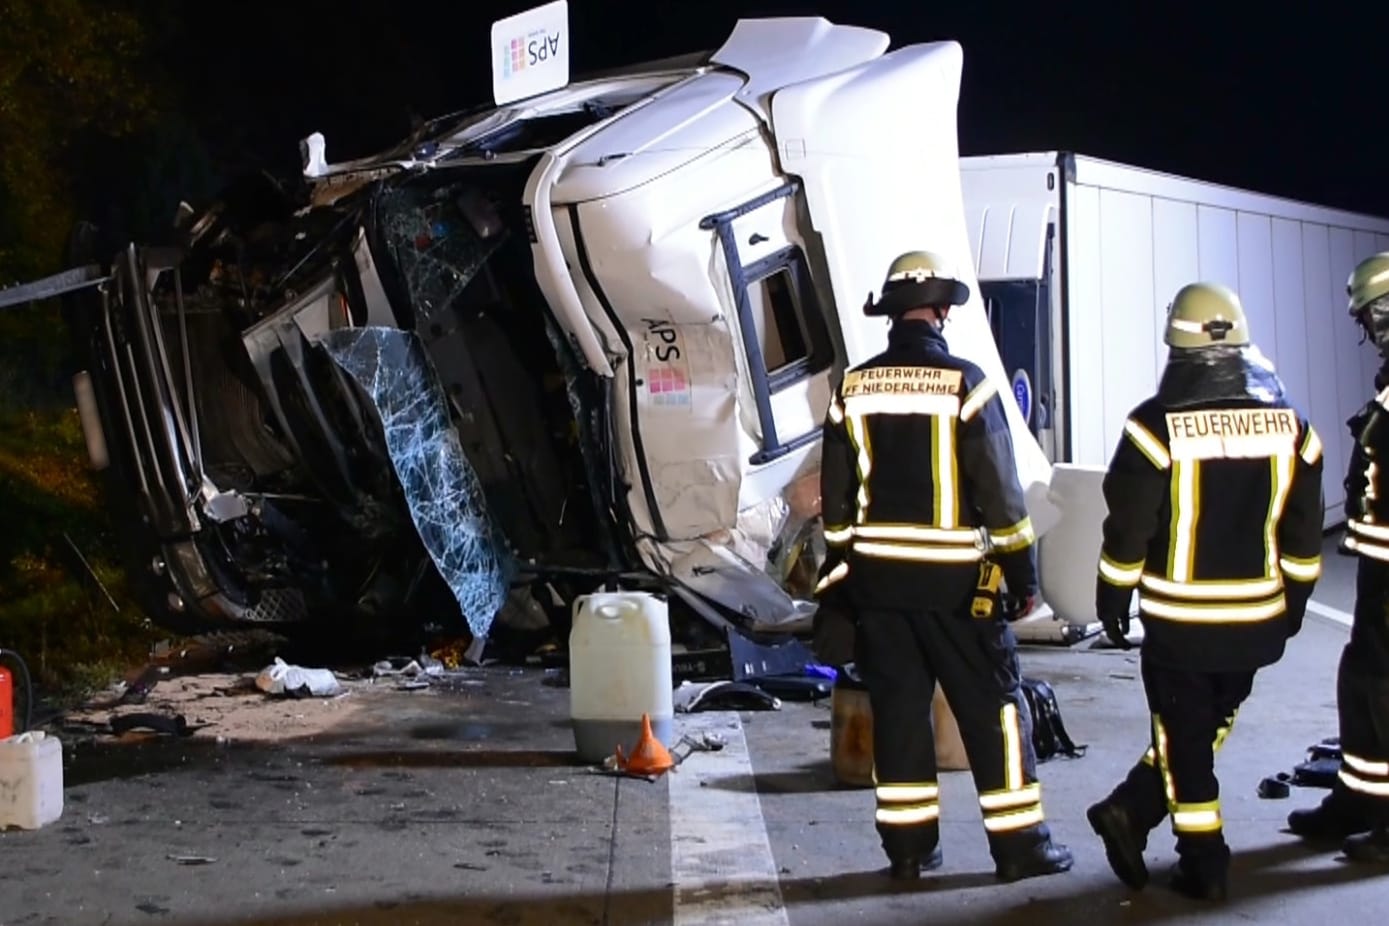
[376,186,506,326]
[319,327,513,637]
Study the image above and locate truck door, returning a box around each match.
[701,182,836,506]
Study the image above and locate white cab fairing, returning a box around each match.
[763,37,1056,514]
[517,17,1060,624]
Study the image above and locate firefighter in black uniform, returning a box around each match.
[1085,282,1325,901]
[1286,251,1389,863]
[815,250,1073,883]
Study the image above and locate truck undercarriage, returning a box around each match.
[63,158,638,646]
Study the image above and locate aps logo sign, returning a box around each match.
[501,27,562,78]
[491,1,571,105]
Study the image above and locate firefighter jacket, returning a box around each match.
[1340,371,1389,672]
[1095,350,1324,672]
[816,319,1038,612]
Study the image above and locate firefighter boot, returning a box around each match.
[887,846,945,881]
[1343,826,1389,864]
[1287,791,1375,841]
[1087,798,1150,889]
[1168,839,1229,902]
[992,826,1074,883]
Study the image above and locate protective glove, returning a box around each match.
[811,551,855,661]
[1284,585,1311,639]
[812,595,858,667]
[1286,606,1305,638]
[814,552,849,600]
[1100,611,1132,649]
[1003,593,1038,622]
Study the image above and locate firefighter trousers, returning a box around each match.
[855,604,1052,863]
[1103,653,1256,875]
[1326,644,1389,823]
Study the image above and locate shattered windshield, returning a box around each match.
[331,166,615,636]
[309,180,521,638]
[320,327,512,639]
[375,185,506,328]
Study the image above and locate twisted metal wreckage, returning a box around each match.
[0,11,1069,678]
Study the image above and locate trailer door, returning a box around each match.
[959,157,1063,463]
[981,221,1057,460]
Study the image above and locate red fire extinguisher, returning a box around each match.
[0,649,28,739]
[0,663,12,739]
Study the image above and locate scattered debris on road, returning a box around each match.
[255,658,343,698]
[167,854,217,866]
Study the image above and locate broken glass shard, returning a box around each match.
[319,327,511,637]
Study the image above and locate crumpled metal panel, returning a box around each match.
[320,326,511,637]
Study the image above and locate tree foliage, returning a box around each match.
[0,0,157,284]
[0,1,166,692]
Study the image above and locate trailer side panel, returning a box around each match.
[966,153,1389,529]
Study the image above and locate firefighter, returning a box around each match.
[1085,282,1325,901]
[814,249,1073,883]
[1286,251,1389,863]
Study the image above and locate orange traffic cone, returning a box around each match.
[615,712,675,777]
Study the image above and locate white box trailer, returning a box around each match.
[961,151,1389,531]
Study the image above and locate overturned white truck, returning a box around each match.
[21,12,1072,665]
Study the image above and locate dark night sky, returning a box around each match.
[166,1,1389,217]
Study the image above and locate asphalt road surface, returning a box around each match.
[1,533,1384,925]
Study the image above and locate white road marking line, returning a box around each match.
[1307,599,1354,628]
[669,713,789,926]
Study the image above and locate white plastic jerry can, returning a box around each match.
[569,590,674,763]
[0,731,64,830]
